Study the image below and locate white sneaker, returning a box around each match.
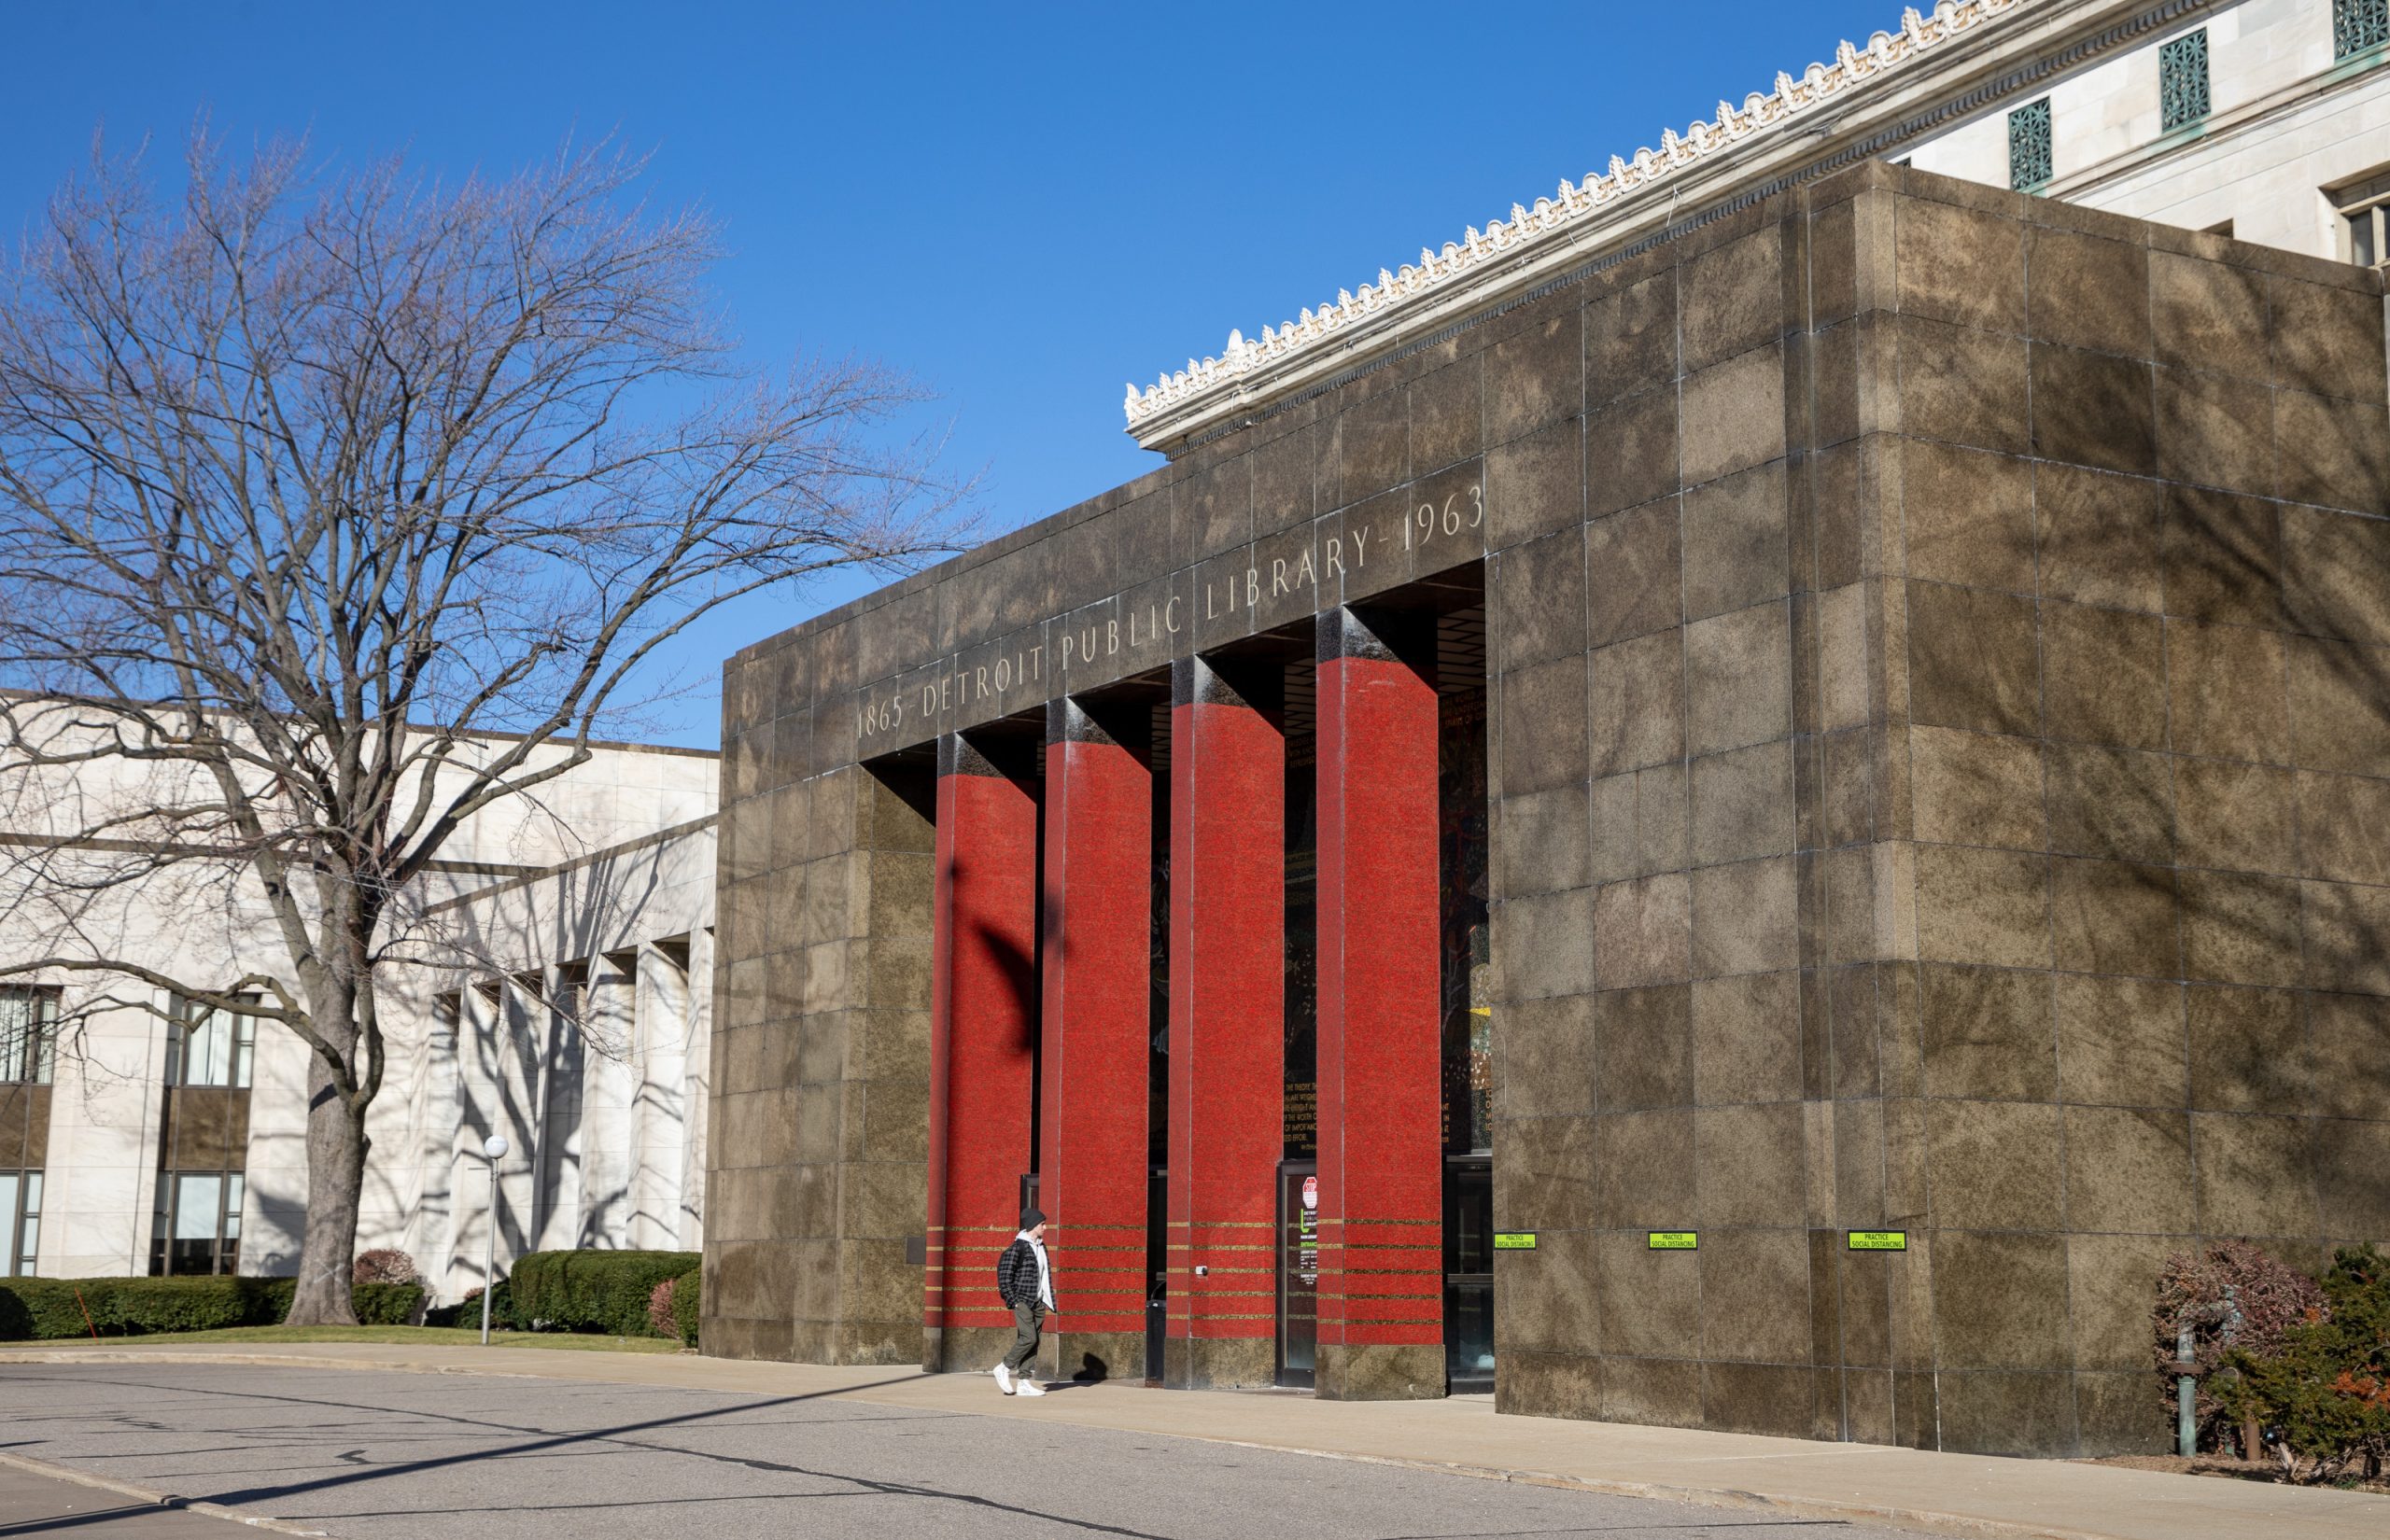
[1015,1380,1046,1397]
[993,1364,1015,1394]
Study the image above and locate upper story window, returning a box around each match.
[2160,29,2211,132]
[0,987,56,1085]
[2339,170,2390,269]
[167,997,256,1089]
[2009,98,2054,192]
[2337,0,2389,59]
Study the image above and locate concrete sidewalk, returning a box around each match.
[4,1341,2380,1540]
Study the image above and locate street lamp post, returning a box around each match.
[480,1133,509,1345]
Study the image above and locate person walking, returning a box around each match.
[993,1207,1053,1396]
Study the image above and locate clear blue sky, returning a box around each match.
[2,1,1871,748]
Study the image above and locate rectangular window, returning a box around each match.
[2160,29,2210,132]
[0,1170,38,1276]
[2338,0,2389,59]
[2009,98,2054,192]
[0,987,57,1085]
[151,1169,243,1275]
[167,997,256,1088]
[2337,169,2390,270]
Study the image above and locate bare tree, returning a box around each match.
[0,132,969,1321]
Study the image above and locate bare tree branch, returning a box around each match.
[0,126,975,1321]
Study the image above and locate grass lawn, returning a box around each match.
[4,1324,682,1352]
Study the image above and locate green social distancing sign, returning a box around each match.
[1491,1230,1905,1252]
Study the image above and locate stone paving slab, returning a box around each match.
[7,1342,2384,1540]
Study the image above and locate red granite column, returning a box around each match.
[1314,607,1445,1399]
[1167,655,1283,1389]
[1037,697,1152,1381]
[923,732,1039,1373]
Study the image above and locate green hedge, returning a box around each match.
[671,1267,700,1349]
[0,1276,424,1339]
[508,1250,699,1337]
[423,1276,517,1332]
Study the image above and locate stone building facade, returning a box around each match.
[0,731,716,1297]
[705,0,2390,1457]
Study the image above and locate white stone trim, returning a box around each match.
[1123,0,2043,447]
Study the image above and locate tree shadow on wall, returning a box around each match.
[1906,318,2390,1260]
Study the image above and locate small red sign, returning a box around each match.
[1300,1176,1318,1211]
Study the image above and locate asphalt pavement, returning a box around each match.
[0,1461,259,1537]
[0,1363,1931,1540]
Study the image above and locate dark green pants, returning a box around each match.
[1001,1300,1046,1374]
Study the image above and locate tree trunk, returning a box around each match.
[285,1049,366,1325]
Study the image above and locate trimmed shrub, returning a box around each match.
[0,1275,425,1339]
[2153,1239,2326,1450]
[508,1250,698,1337]
[354,1249,419,1285]
[351,1281,426,1325]
[671,1267,700,1350]
[0,1276,286,1338]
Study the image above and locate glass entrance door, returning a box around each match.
[1444,1155,1492,1392]
[1276,1158,1317,1387]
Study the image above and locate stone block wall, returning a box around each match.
[1491,161,2390,1455]
[705,159,2390,1455]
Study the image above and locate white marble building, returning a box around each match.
[0,721,716,1302]
[1899,0,2390,259]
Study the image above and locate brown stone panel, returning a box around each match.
[2027,226,2150,358]
[1490,529,1588,672]
[2276,389,2390,516]
[2150,250,2270,384]
[1682,460,1790,622]
[2156,367,2275,497]
[2035,463,2162,612]
[1486,308,1583,447]
[1897,315,2029,454]
[1682,224,1785,373]
[1681,343,1787,487]
[1586,501,1682,647]
[1483,417,1582,553]
[1901,441,2033,593]
[2270,274,2390,403]
[1407,359,1482,481]
[1895,195,2026,334]
[2031,343,2156,475]
[1906,581,2039,737]
[1338,381,1411,505]
[1584,266,1678,409]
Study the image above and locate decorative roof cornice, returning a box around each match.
[1123,0,2039,447]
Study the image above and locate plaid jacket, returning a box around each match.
[996,1237,1055,1310]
